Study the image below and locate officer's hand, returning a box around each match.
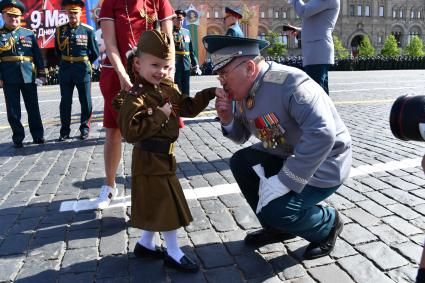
[195,65,202,76]
[215,88,233,125]
[158,102,172,118]
[36,77,47,86]
[118,72,133,92]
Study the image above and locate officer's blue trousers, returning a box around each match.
[174,69,190,95]
[4,83,44,143]
[59,81,92,136]
[304,64,330,95]
[230,146,338,243]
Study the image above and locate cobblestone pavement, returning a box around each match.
[0,70,424,283]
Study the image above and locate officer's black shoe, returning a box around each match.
[79,133,89,140]
[164,254,199,273]
[303,209,344,260]
[133,242,165,259]
[13,142,23,148]
[33,138,45,144]
[245,228,295,246]
[58,135,70,142]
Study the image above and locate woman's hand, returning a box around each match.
[158,102,172,118]
[118,72,133,91]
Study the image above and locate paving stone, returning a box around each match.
[231,206,261,230]
[381,188,425,206]
[266,252,306,280]
[168,269,207,283]
[0,254,24,282]
[99,229,127,256]
[189,229,221,247]
[308,264,354,283]
[0,233,32,255]
[410,234,425,246]
[8,217,41,235]
[61,247,98,273]
[343,208,380,227]
[219,230,255,256]
[337,185,367,202]
[364,191,398,206]
[380,176,420,191]
[258,242,286,255]
[356,242,409,270]
[387,265,418,283]
[97,255,129,279]
[340,223,378,245]
[338,254,395,283]
[392,241,423,264]
[382,215,423,236]
[186,206,211,232]
[411,217,425,230]
[286,275,316,283]
[235,253,274,280]
[28,241,65,260]
[357,176,391,191]
[0,214,18,235]
[200,199,226,214]
[355,200,393,218]
[58,272,95,283]
[96,277,130,283]
[129,257,167,282]
[412,203,425,215]
[204,265,244,283]
[410,188,425,199]
[330,239,358,259]
[386,203,421,220]
[67,228,99,249]
[15,257,60,282]
[400,175,425,186]
[208,211,238,232]
[324,194,356,211]
[219,193,247,208]
[285,240,333,268]
[196,243,234,269]
[368,224,408,245]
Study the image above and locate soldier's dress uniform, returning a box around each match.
[55,1,99,139]
[224,7,244,38]
[173,24,198,95]
[203,35,352,258]
[0,0,45,147]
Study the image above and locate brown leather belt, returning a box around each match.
[135,140,174,155]
[62,55,89,62]
[0,55,32,62]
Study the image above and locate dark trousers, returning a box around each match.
[3,83,44,143]
[59,80,92,136]
[230,146,339,243]
[304,64,330,95]
[174,69,190,95]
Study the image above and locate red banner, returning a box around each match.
[21,0,87,48]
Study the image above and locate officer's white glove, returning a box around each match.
[195,65,202,76]
[252,164,291,214]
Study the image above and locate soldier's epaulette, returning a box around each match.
[20,27,34,33]
[127,84,145,96]
[81,23,94,30]
[263,70,288,85]
[57,22,68,28]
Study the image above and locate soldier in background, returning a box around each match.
[0,0,46,148]
[172,9,201,96]
[224,7,244,38]
[55,0,99,141]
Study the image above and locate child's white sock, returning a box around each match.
[163,230,185,262]
[138,230,156,250]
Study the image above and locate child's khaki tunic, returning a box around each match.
[115,78,216,231]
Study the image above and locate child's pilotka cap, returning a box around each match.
[138,30,173,60]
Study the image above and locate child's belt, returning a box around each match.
[135,140,174,155]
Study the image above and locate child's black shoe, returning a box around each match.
[134,242,165,259]
[164,254,199,273]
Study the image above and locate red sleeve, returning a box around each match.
[98,0,115,21]
[157,0,175,21]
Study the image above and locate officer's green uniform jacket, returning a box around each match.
[113,77,216,231]
[173,27,198,71]
[0,26,45,83]
[54,22,99,82]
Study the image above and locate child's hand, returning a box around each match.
[158,102,172,118]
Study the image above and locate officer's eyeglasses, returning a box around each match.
[217,59,248,83]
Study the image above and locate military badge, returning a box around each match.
[246,97,254,109]
[147,108,153,115]
[254,113,286,149]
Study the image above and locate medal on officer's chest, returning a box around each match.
[246,97,254,109]
[254,113,286,149]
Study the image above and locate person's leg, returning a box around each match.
[304,64,330,95]
[417,245,425,283]
[3,83,24,145]
[181,70,190,96]
[134,230,165,259]
[76,80,92,137]
[21,83,44,142]
[104,127,122,187]
[174,68,184,93]
[59,82,74,137]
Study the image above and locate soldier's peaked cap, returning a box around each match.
[0,0,26,16]
[138,30,173,60]
[175,9,186,17]
[203,35,269,72]
[62,0,85,11]
[225,7,242,19]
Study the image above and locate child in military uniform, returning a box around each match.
[114,30,217,273]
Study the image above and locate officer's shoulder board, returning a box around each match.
[19,27,36,35]
[263,70,288,85]
[81,23,94,30]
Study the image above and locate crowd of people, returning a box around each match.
[0,0,423,280]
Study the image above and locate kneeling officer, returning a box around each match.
[55,0,99,141]
[0,0,46,148]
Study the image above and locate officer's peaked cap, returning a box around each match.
[203,35,269,72]
[62,0,85,11]
[225,7,242,19]
[175,9,186,17]
[0,0,26,16]
[138,30,173,60]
